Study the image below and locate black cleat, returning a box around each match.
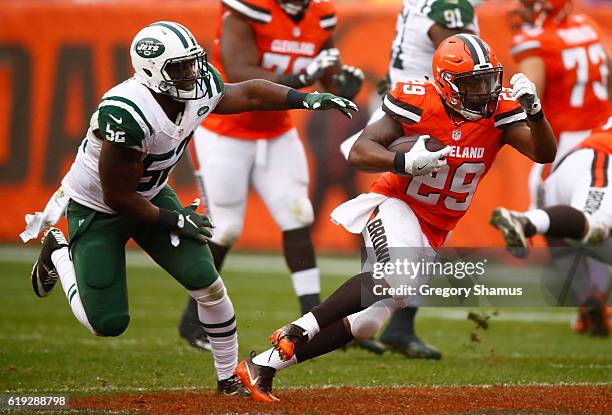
[298,293,320,315]
[181,332,212,351]
[490,207,531,259]
[235,352,279,402]
[344,338,387,355]
[381,336,442,360]
[31,227,68,298]
[217,374,250,397]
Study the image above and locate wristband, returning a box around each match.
[392,152,406,174]
[527,109,544,122]
[287,89,309,109]
[158,208,178,230]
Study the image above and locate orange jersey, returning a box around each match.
[511,15,612,138]
[371,81,526,248]
[203,0,336,140]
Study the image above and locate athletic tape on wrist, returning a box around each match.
[527,109,544,122]
[392,153,406,174]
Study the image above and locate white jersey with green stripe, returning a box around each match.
[389,0,478,84]
[62,67,225,214]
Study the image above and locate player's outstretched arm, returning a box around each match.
[502,73,556,163]
[213,80,357,118]
[220,14,335,89]
[348,114,450,175]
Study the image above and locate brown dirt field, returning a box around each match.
[71,384,612,414]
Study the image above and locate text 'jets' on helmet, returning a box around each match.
[130,21,210,101]
[276,0,311,16]
[519,0,572,27]
[432,34,503,121]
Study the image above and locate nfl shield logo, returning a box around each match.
[452,130,462,141]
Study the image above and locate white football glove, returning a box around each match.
[299,48,340,86]
[510,73,542,115]
[403,135,452,176]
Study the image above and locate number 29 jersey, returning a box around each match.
[371,81,527,248]
[203,0,336,140]
[511,14,611,137]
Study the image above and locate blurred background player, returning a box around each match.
[23,21,356,394]
[235,34,557,402]
[178,0,364,349]
[339,0,479,360]
[508,0,612,335]
[491,116,612,336]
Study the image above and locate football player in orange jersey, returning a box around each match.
[509,0,612,207]
[491,116,612,336]
[505,0,612,336]
[234,34,556,403]
[177,0,364,349]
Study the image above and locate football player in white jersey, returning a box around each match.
[24,21,356,394]
[340,0,479,360]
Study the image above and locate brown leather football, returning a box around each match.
[387,135,446,153]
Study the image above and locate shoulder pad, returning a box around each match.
[205,63,225,98]
[428,0,475,30]
[493,89,526,128]
[97,99,151,149]
[222,0,272,24]
[311,0,337,30]
[382,81,428,125]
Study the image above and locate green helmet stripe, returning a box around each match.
[149,22,189,48]
[100,96,153,136]
[174,22,197,47]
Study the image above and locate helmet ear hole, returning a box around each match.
[143,68,153,77]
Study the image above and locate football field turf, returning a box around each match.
[1,247,610,414]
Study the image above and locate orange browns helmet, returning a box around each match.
[518,0,572,27]
[432,34,503,121]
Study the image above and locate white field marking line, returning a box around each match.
[417,308,578,323]
[549,363,612,369]
[0,246,360,276]
[5,382,610,394]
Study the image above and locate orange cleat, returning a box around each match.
[234,354,279,403]
[573,293,611,337]
[269,323,308,361]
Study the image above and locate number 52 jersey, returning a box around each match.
[62,72,225,214]
[371,81,526,248]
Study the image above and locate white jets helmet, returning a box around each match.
[130,21,209,101]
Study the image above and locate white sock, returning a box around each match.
[252,348,298,371]
[524,209,551,234]
[191,278,238,381]
[290,267,320,296]
[291,311,320,340]
[51,247,96,334]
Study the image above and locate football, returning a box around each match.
[387,135,446,153]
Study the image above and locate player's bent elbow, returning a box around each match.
[347,145,365,169]
[536,147,557,164]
